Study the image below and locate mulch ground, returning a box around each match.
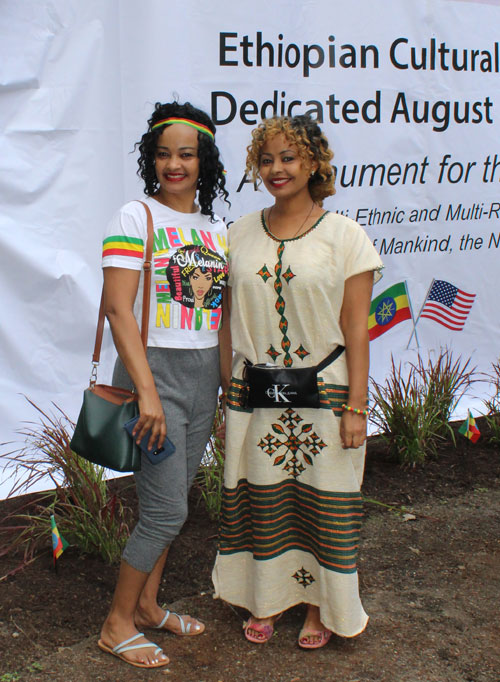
[0,419,499,682]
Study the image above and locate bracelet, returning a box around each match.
[342,404,369,416]
[219,392,227,403]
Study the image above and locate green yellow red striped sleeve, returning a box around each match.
[102,235,144,260]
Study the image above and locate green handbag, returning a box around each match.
[71,385,140,472]
[70,201,154,473]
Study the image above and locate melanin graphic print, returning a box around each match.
[166,245,227,311]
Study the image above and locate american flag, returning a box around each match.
[420,279,475,331]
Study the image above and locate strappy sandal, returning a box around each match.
[298,627,332,649]
[97,633,169,668]
[243,614,282,644]
[153,609,205,636]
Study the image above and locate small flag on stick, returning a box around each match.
[458,411,480,443]
[368,281,412,341]
[420,279,475,331]
[50,514,68,566]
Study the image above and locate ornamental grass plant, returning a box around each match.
[196,400,225,521]
[0,400,132,579]
[370,349,476,465]
[483,359,500,444]
[413,350,476,439]
[369,356,443,465]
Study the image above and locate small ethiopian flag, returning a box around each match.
[51,514,69,564]
[458,411,480,443]
[368,281,412,341]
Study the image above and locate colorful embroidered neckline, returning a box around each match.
[261,209,329,243]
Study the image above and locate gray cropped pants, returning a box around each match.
[113,346,220,573]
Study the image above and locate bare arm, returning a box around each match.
[339,270,374,449]
[216,286,232,443]
[218,286,232,394]
[103,267,166,450]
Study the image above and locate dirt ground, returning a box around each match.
[1,422,499,682]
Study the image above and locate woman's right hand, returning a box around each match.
[134,386,167,451]
[103,267,167,451]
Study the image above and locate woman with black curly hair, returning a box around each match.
[212,115,382,649]
[98,101,230,669]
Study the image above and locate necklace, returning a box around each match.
[267,201,315,240]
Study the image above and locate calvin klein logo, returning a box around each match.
[265,384,292,403]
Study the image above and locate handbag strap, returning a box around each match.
[315,345,345,372]
[244,345,345,374]
[90,201,154,379]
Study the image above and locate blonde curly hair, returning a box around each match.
[246,115,335,205]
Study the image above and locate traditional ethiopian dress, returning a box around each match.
[212,210,383,636]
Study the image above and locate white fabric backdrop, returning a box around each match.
[1,0,499,497]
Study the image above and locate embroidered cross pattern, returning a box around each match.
[292,567,315,588]
[274,243,292,366]
[294,344,310,360]
[257,265,272,282]
[257,408,327,479]
[257,244,298,368]
[266,345,281,361]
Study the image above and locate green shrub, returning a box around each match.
[1,400,131,579]
[370,350,475,465]
[370,356,442,465]
[483,359,500,444]
[196,400,225,521]
[413,350,476,439]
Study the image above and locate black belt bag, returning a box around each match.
[242,345,345,408]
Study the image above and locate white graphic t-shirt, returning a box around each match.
[102,197,228,349]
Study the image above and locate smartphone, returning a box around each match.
[123,416,176,465]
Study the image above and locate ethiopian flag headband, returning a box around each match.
[151,117,215,140]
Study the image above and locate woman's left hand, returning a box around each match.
[339,411,367,449]
[215,419,226,444]
[214,395,227,446]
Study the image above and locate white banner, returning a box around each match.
[1,0,498,497]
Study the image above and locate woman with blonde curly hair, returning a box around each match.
[212,115,383,648]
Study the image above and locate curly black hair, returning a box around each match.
[136,101,229,221]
